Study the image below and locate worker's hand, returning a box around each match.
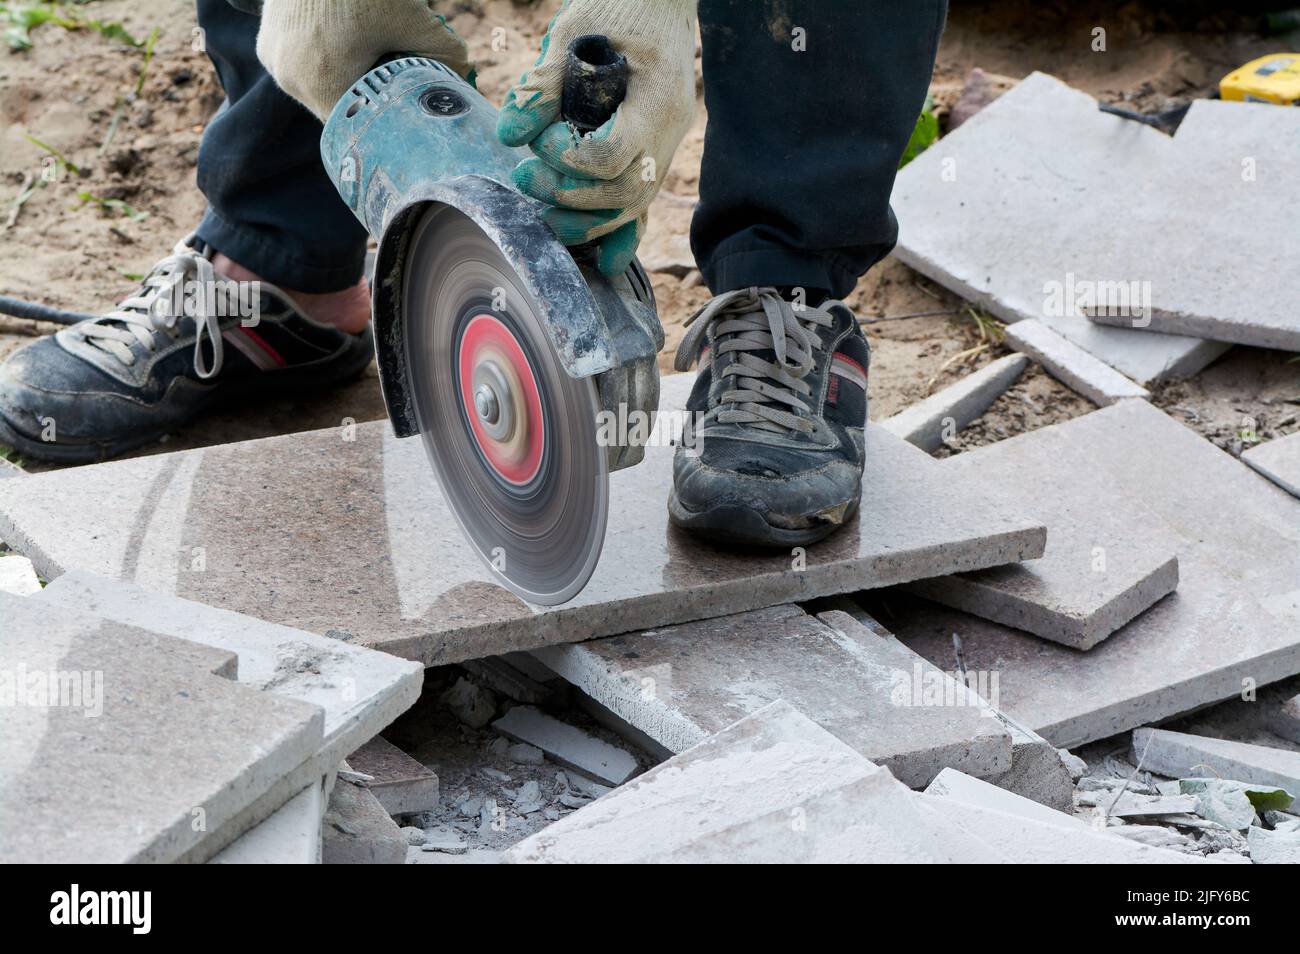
[256,0,473,120]
[498,0,697,276]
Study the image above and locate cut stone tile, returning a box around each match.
[1108,793,1199,818]
[504,700,888,863]
[891,72,1229,384]
[925,766,1082,828]
[533,604,1012,788]
[321,770,407,865]
[33,571,423,858]
[904,424,1181,650]
[0,592,325,864]
[1243,432,1300,501]
[210,783,324,865]
[0,554,39,596]
[0,375,1045,666]
[35,572,423,770]
[347,735,440,816]
[1085,101,1300,352]
[1132,729,1300,798]
[1004,319,1149,406]
[878,353,1028,452]
[492,706,638,786]
[879,399,1300,748]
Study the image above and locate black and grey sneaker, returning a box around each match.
[669,287,869,547]
[0,237,372,463]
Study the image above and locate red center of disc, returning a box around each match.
[458,313,545,486]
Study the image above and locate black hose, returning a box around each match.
[0,294,97,326]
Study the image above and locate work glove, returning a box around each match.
[256,0,473,120]
[498,0,697,276]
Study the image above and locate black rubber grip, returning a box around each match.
[561,35,628,133]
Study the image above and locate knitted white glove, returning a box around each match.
[256,0,473,120]
[498,0,697,275]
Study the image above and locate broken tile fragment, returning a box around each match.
[1,592,324,864]
[1004,319,1149,406]
[321,771,407,865]
[1132,729,1300,801]
[0,388,1045,666]
[904,421,1181,650]
[1085,101,1300,352]
[347,736,440,817]
[882,400,1300,748]
[533,604,1012,788]
[879,353,1027,452]
[0,554,39,596]
[492,706,638,786]
[891,72,1228,384]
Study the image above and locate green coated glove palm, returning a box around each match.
[498,0,697,276]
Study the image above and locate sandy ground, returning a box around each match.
[2,0,1292,471]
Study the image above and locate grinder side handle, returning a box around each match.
[561,35,629,133]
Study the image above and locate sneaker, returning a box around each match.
[0,238,373,463]
[668,287,869,547]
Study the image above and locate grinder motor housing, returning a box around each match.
[319,54,662,478]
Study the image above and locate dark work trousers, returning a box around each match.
[194,0,946,299]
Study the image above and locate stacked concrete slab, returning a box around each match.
[532,605,1012,788]
[879,399,1300,748]
[891,72,1229,384]
[1085,101,1300,352]
[14,571,423,861]
[0,376,1045,666]
[505,701,1194,864]
[903,422,1181,649]
[0,591,324,863]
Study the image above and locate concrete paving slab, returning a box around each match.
[1133,728,1300,798]
[0,458,21,479]
[879,353,1027,452]
[210,783,324,864]
[492,706,638,786]
[347,735,439,816]
[503,700,886,863]
[33,571,424,859]
[1004,319,1149,406]
[0,592,325,863]
[0,380,1045,666]
[36,572,424,765]
[879,399,1300,748]
[1243,432,1300,501]
[891,72,1228,384]
[533,604,1011,788]
[904,425,1181,649]
[1086,101,1300,352]
[0,554,39,595]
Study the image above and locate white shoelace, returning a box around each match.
[674,287,838,436]
[74,241,228,380]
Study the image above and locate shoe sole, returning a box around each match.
[0,343,374,466]
[667,490,861,549]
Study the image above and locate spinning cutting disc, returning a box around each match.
[402,204,607,605]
